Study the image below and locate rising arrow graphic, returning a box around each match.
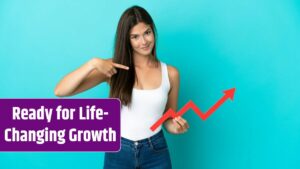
[150,88,236,131]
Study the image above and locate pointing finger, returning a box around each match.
[112,63,129,70]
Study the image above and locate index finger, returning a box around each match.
[112,63,129,70]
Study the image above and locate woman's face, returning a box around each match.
[129,22,155,57]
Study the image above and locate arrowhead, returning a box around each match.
[223,88,236,100]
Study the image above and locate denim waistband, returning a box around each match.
[121,130,164,146]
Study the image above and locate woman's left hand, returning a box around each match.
[165,116,190,134]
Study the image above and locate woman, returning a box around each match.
[54,5,189,169]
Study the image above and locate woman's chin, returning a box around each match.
[136,50,152,56]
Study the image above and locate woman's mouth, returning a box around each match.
[141,45,150,50]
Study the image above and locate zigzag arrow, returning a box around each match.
[150,88,236,131]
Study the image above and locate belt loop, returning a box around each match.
[148,137,152,144]
[148,137,154,149]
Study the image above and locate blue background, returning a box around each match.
[1,0,300,169]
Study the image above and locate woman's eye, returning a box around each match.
[145,30,151,35]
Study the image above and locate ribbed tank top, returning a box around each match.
[121,62,170,141]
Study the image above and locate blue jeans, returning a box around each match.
[103,130,172,169]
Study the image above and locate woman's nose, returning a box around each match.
[140,36,147,45]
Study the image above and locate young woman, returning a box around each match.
[54,5,189,169]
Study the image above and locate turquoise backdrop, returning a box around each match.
[1,0,299,169]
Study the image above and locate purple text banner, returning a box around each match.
[0,99,120,151]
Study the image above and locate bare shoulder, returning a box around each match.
[167,65,180,83]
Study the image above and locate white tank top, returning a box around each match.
[120,62,170,141]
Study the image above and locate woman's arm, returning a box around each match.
[54,58,129,97]
[163,65,189,134]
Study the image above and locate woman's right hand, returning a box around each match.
[89,58,129,78]
[54,57,129,97]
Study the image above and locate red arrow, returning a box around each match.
[150,88,236,131]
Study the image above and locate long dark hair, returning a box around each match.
[109,5,158,106]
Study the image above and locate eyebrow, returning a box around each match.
[130,28,151,36]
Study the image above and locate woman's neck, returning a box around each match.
[133,53,154,68]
